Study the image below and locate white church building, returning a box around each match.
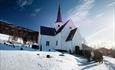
[39,5,84,53]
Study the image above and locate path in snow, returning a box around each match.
[103,57,115,70]
[75,56,115,70]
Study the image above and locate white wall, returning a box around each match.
[40,35,56,51]
[55,33,62,49]
[40,20,83,52]
[72,28,83,50]
[60,20,76,50]
[60,20,81,51]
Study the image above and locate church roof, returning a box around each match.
[66,28,77,41]
[40,20,70,36]
[56,20,70,34]
[40,26,56,36]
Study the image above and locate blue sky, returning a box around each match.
[0,0,115,47]
[0,0,80,30]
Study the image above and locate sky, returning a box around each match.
[0,0,115,48]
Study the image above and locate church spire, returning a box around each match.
[56,4,62,22]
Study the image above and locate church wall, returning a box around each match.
[54,33,62,50]
[60,20,77,51]
[72,28,83,50]
[40,35,56,51]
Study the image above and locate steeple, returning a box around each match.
[56,4,62,22]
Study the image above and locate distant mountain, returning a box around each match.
[87,41,115,49]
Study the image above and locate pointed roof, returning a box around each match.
[56,4,62,22]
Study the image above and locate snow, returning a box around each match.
[0,44,35,51]
[75,56,115,70]
[103,56,115,70]
[0,50,80,70]
[0,33,9,41]
[0,44,115,70]
[0,33,23,44]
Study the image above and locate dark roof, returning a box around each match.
[40,26,56,36]
[40,20,70,36]
[56,20,70,34]
[66,28,77,41]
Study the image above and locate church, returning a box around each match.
[39,4,84,53]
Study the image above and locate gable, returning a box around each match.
[56,20,70,34]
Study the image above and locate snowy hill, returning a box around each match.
[0,50,115,70]
[0,44,115,70]
[0,50,80,70]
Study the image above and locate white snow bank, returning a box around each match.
[0,44,34,51]
[0,50,80,70]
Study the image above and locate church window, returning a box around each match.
[56,40,58,46]
[46,41,50,46]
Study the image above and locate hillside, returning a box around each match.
[0,50,115,70]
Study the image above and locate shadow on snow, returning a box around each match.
[104,60,115,70]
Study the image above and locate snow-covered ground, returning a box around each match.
[0,50,80,70]
[0,44,115,70]
[75,56,115,70]
[0,50,115,70]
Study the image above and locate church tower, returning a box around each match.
[55,4,63,31]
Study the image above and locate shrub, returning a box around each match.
[93,50,103,63]
[84,50,91,62]
[32,45,39,49]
